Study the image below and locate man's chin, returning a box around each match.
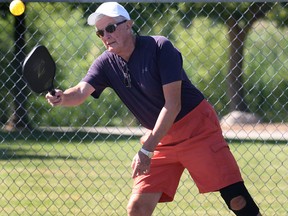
[108,47,119,55]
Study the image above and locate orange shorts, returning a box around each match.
[132,99,243,202]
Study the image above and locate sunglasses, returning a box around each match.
[96,20,127,38]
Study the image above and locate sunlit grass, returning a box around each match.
[0,132,287,215]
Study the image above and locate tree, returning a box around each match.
[0,3,30,131]
[4,13,31,130]
[1,2,287,129]
[178,2,274,112]
[1,2,89,130]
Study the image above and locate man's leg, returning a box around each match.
[220,182,261,216]
[127,192,162,216]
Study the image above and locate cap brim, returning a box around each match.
[87,12,99,26]
[87,11,131,26]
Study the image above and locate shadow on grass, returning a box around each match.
[1,128,284,162]
[0,147,78,161]
[226,138,288,145]
[0,128,139,142]
[0,128,139,161]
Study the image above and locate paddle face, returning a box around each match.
[22,45,56,95]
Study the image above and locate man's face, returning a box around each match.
[95,16,131,55]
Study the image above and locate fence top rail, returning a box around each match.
[0,0,285,3]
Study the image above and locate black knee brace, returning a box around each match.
[220,182,259,216]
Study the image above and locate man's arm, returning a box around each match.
[132,80,181,177]
[142,80,182,152]
[45,81,95,107]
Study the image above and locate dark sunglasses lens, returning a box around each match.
[106,24,116,33]
[96,30,104,37]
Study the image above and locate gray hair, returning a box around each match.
[114,15,128,22]
[95,14,127,23]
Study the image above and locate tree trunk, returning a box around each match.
[225,2,273,113]
[226,19,249,112]
[5,13,30,131]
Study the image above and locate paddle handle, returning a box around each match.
[49,89,56,96]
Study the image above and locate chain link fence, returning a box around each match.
[0,1,287,215]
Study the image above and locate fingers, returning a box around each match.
[132,164,149,178]
[131,154,138,169]
[45,89,63,106]
[132,163,150,178]
[132,152,151,178]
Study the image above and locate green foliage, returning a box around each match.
[267,3,288,27]
[0,6,17,124]
[175,17,288,120]
[244,21,288,122]
[1,2,288,127]
[175,18,229,114]
[177,2,274,27]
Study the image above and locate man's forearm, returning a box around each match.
[60,82,94,107]
[142,104,180,152]
[61,87,85,106]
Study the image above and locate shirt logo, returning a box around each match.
[142,67,148,74]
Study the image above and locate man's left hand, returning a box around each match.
[131,151,151,178]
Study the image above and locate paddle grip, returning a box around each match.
[49,89,56,96]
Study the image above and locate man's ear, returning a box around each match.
[126,20,134,29]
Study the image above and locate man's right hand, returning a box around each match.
[45,89,63,106]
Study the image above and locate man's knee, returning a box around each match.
[230,195,247,210]
[127,193,160,216]
[127,200,142,216]
[127,200,155,216]
[220,182,260,216]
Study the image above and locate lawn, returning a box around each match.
[0,130,287,215]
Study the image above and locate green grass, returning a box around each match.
[0,130,287,215]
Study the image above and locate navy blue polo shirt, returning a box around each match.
[82,35,204,129]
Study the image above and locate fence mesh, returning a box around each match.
[0,1,287,215]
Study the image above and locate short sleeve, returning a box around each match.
[156,37,183,85]
[82,56,109,98]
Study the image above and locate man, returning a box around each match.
[46,2,262,216]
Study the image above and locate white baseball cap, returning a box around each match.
[87,2,131,26]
